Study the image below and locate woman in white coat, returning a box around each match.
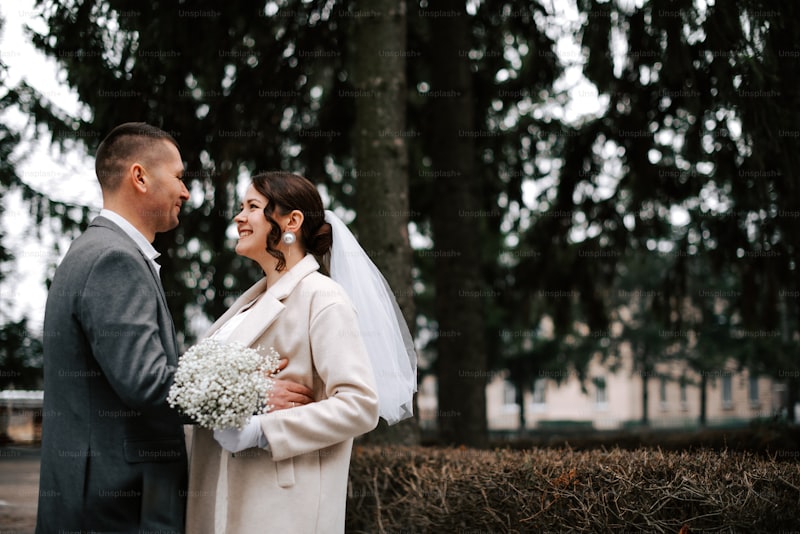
[186,171,416,533]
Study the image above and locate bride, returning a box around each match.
[186,171,416,533]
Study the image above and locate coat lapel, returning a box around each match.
[203,280,268,341]
[204,255,321,348]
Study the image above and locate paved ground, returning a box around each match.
[0,446,39,534]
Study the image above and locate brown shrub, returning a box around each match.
[346,446,800,533]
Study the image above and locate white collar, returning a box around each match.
[99,209,162,269]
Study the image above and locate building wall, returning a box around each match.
[0,391,44,443]
[419,349,783,432]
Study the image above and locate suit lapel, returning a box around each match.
[206,255,321,347]
[144,256,170,310]
[143,258,180,354]
[92,216,169,306]
[91,216,178,355]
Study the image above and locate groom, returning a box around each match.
[36,122,315,533]
[35,122,193,532]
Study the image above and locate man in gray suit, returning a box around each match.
[36,122,191,533]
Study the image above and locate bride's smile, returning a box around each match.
[233,185,274,262]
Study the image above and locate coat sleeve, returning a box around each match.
[78,247,177,414]
[258,299,380,461]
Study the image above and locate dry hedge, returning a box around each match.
[345,446,800,533]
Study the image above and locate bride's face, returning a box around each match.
[233,184,273,261]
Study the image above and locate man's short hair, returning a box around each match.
[95,122,179,191]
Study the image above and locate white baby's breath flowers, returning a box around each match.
[168,338,281,430]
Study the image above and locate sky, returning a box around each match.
[1,0,100,332]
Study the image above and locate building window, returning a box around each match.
[593,376,608,410]
[748,376,760,408]
[532,378,547,407]
[721,375,733,410]
[680,379,688,411]
[659,377,668,410]
[503,380,518,412]
[422,376,437,397]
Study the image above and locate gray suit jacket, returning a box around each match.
[36,216,187,533]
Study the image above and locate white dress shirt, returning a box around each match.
[99,208,162,274]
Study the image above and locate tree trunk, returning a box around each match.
[699,374,708,427]
[352,0,418,445]
[782,294,797,423]
[429,0,488,448]
[787,379,797,423]
[641,373,649,426]
[514,377,526,437]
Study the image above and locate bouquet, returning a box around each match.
[167,338,281,430]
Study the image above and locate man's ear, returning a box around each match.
[129,163,147,193]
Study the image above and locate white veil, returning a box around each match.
[324,210,417,425]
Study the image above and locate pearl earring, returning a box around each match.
[281,231,296,245]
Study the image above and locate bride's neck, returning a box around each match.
[260,249,303,287]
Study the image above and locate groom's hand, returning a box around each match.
[266,379,314,411]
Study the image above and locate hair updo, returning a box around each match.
[95,122,179,191]
[250,171,332,272]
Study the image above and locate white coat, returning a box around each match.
[186,255,379,533]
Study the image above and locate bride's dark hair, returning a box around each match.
[250,171,332,272]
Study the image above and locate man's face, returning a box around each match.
[141,141,189,234]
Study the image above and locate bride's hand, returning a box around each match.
[264,358,314,411]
